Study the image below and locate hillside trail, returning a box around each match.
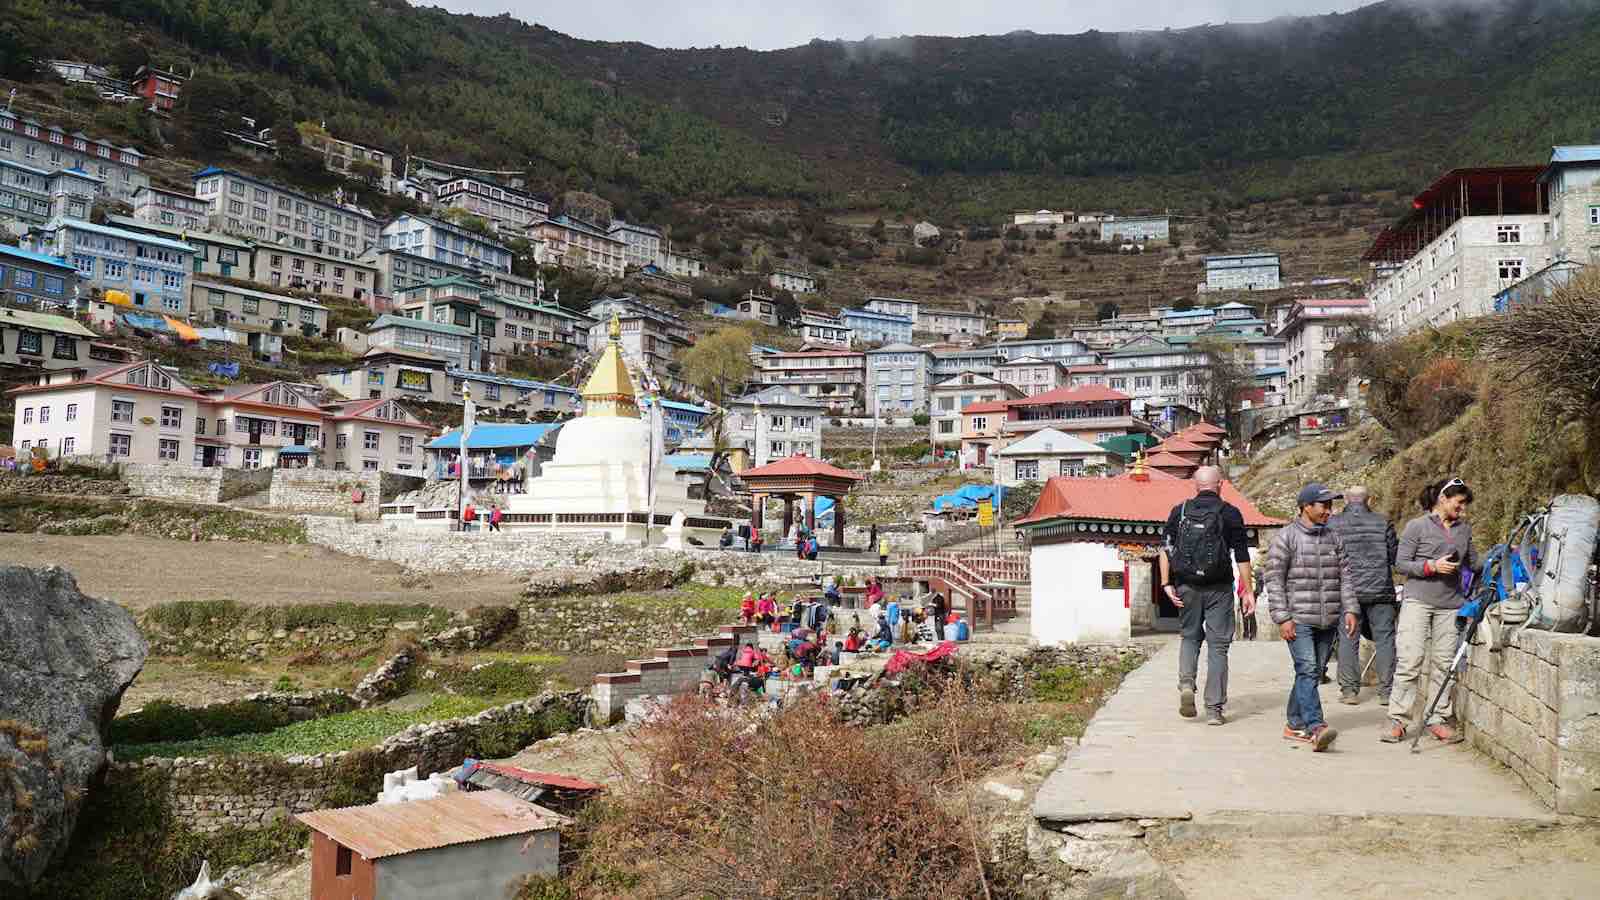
[1033,640,1600,898]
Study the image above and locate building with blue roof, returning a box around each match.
[425,422,562,481]
[25,217,195,313]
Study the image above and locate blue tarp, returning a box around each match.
[932,484,1007,512]
[208,361,242,379]
[278,445,312,455]
[120,312,171,332]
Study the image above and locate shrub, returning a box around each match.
[566,696,992,898]
[911,411,930,426]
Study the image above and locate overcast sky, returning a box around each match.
[430,0,1379,50]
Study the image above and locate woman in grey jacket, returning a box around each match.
[1383,478,1476,743]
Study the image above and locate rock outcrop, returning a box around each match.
[0,566,147,886]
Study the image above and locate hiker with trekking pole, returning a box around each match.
[1328,486,1400,706]
[1264,483,1359,752]
[1383,478,1477,744]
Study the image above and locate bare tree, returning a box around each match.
[1192,337,1252,437]
[1477,268,1600,485]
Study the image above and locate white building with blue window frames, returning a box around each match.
[25,218,194,314]
[841,306,914,345]
[0,243,78,310]
[381,214,513,274]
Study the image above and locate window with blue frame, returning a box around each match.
[43,276,63,295]
[15,269,35,288]
[104,260,126,280]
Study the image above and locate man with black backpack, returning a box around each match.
[1160,465,1255,726]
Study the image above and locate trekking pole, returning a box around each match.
[1410,598,1489,753]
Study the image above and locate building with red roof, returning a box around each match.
[1015,466,1280,642]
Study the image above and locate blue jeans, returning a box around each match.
[1286,623,1338,731]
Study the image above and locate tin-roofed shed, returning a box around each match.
[297,789,570,900]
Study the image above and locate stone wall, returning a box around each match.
[111,690,591,833]
[122,463,225,503]
[521,596,740,656]
[1461,629,1600,816]
[218,467,274,502]
[0,473,129,496]
[303,518,878,586]
[591,624,763,724]
[267,470,382,515]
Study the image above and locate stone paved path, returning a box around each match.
[1034,640,1553,823]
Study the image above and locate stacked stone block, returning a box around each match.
[591,624,761,723]
[1462,629,1600,816]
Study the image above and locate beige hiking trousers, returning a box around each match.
[1387,599,1460,726]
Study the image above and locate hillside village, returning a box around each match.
[3,6,1600,900]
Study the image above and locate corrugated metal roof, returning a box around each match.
[0,243,74,270]
[296,789,568,859]
[1549,145,1600,164]
[428,422,561,450]
[0,307,97,338]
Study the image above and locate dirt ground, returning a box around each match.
[0,533,528,611]
[1150,813,1600,900]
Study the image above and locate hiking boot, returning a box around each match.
[1339,690,1360,705]
[1179,687,1197,719]
[1377,693,1392,708]
[1379,719,1406,743]
[1206,709,1225,726]
[1427,723,1463,744]
[1283,725,1311,743]
[1310,725,1338,752]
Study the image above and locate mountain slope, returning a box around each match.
[10,0,1600,215]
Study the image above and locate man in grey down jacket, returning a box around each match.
[1265,483,1359,752]
[1327,486,1399,705]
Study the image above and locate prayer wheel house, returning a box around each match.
[1013,465,1278,644]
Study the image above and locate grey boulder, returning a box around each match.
[0,566,147,885]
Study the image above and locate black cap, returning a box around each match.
[1296,483,1342,507]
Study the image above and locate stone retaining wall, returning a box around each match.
[1461,629,1600,816]
[591,624,762,724]
[0,473,129,496]
[111,690,590,833]
[122,464,226,503]
[268,470,379,515]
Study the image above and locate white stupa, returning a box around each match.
[507,313,723,544]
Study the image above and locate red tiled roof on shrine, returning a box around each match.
[740,455,862,481]
[1185,421,1227,435]
[1153,438,1208,454]
[1142,451,1199,468]
[1015,476,1281,528]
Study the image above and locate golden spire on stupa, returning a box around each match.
[579,312,640,418]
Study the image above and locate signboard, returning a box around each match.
[1101,570,1126,591]
[976,499,994,527]
[398,369,431,391]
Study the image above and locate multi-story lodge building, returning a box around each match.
[660,246,705,279]
[1278,298,1370,406]
[0,111,149,202]
[996,356,1069,397]
[131,66,185,112]
[534,216,626,277]
[299,131,395,192]
[381,213,513,274]
[841,306,913,345]
[919,307,990,338]
[608,220,663,270]
[863,296,921,326]
[1201,253,1281,293]
[26,218,195,315]
[0,160,101,226]
[132,186,209,230]
[106,215,253,283]
[0,307,100,373]
[993,385,1151,449]
[864,343,932,416]
[798,311,852,348]
[751,348,865,415]
[1099,334,1207,412]
[993,337,1097,366]
[1365,166,1553,334]
[768,269,817,294]
[928,373,1020,447]
[319,348,579,421]
[435,175,548,233]
[1099,216,1170,243]
[192,167,381,262]
[8,361,431,471]
[0,244,78,311]
[190,279,329,338]
[724,386,827,469]
[586,295,693,391]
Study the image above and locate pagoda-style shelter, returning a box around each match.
[740,455,862,547]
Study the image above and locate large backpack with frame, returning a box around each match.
[1170,500,1232,585]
